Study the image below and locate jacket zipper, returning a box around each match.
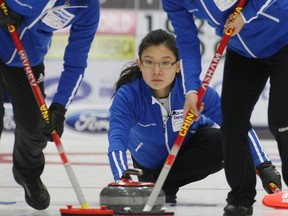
[162,114,170,152]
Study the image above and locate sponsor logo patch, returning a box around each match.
[42,8,75,29]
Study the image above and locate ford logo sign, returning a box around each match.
[65,109,110,133]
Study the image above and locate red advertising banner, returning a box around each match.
[97,10,136,35]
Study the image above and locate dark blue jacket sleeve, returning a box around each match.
[108,86,138,181]
[53,0,100,107]
[162,0,202,94]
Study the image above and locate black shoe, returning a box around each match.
[256,161,282,194]
[165,194,177,204]
[223,204,253,216]
[13,169,50,210]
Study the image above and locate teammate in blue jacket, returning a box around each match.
[0,0,99,210]
[161,0,288,215]
[108,29,281,205]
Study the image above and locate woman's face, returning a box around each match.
[136,44,181,98]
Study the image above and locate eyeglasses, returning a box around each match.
[141,60,178,69]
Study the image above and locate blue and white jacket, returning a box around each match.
[0,0,100,108]
[161,0,288,94]
[108,75,269,181]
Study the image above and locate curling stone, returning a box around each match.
[100,168,166,212]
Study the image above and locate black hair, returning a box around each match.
[112,29,179,97]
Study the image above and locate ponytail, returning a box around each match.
[112,62,142,98]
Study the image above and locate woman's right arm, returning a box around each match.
[162,0,202,94]
[162,0,203,117]
[108,87,136,181]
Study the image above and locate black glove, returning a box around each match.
[43,103,67,141]
[256,162,282,194]
[0,5,22,29]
